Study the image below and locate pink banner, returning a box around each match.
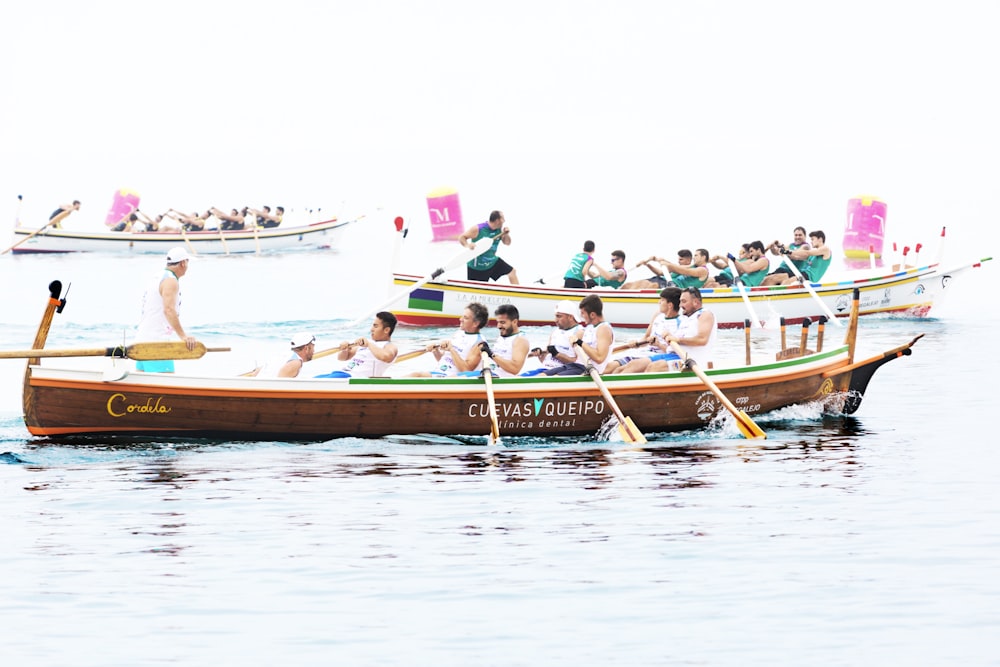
[426,187,464,242]
[104,189,140,228]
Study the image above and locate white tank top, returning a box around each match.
[676,308,717,367]
[436,330,484,376]
[543,325,580,369]
[136,269,180,341]
[488,331,526,377]
[581,321,615,373]
[341,340,393,378]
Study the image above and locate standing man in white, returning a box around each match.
[135,247,198,373]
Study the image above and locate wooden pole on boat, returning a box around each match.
[586,366,647,445]
[868,244,876,270]
[844,288,860,364]
[798,317,812,356]
[669,341,766,440]
[815,315,827,352]
[729,257,763,328]
[779,317,787,352]
[783,259,842,327]
[1,341,229,361]
[481,351,502,446]
[744,318,752,366]
[936,226,946,264]
[23,281,66,424]
[252,222,261,255]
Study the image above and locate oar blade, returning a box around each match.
[618,417,648,445]
[127,341,208,360]
[734,410,767,440]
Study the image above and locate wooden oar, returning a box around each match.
[784,259,841,327]
[179,224,199,257]
[2,218,59,255]
[669,341,766,440]
[481,351,502,446]
[586,366,647,444]
[346,236,494,328]
[729,257,763,328]
[217,226,230,255]
[0,341,229,361]
[392,347,433,364]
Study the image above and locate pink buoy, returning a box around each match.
[426,186,464,242]
[104,188,140,228]
[843,195,886,261]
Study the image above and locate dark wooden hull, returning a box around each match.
[22,342,916,441]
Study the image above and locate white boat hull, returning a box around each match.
[390,260,990,328]
[9,218,354,255]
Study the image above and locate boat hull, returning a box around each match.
[9,218,353,255]
[390,261,987,328]
[23,343,912,441]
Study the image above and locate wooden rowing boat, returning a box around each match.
[389,258,991,328]
[7,217,355,255]
[16,280,919,442]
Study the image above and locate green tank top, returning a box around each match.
[670,269,707,289]
[468,223,503,270]
[563,252,592,281]
[739,260,768,287]
[803,253,832,282]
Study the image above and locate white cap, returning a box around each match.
[290,333,316,349]
[554,299,581,320]
[166,247,191,263]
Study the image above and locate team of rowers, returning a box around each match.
[561,226,833,291]
[42,199,285,233]
[253,287,714,381]
[110,206,284,233]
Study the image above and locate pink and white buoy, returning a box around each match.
[843,195,886,269]
[103,188,140,228]
[425,186,464,242]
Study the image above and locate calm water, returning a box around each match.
[2,234,998,665]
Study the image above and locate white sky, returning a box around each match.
[1,0,997,268]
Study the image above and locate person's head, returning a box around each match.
[263,205,271,213]
[583,240,595,253]
[487,210,505,229]
[290,332,316,361]
[372,311,397,340]
[659,286,682,316]
[276,206,284,215]
[554,299,581,330]
[495,304,520,336]
[739,242,751,257]
[610,249,625,268]
[792,226,808,244]
[72,200,81,208]
[579,294,604,322]
[462,303,489,332]
[128,213,138,222]
[694,248,709,265]
[677,249,693,265]
[809,230,826,245]
[231,208,240,216]
[679,287,703,315]
[748,240,766,257]
[165,247,191,273]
